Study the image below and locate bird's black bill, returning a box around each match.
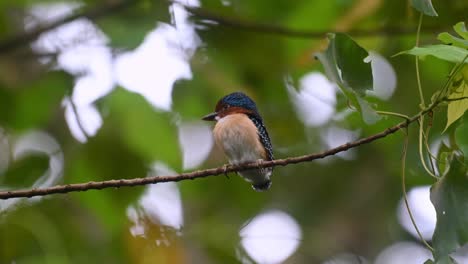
[202,112,218,121]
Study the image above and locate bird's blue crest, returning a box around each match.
[220,92,258,112]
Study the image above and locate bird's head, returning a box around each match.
[202,92,259,121]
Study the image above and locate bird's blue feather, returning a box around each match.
[221,92,258,112]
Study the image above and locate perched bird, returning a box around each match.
[202,92,274,191]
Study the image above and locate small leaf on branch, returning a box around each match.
[411,0,438,17]
[397,45,468,64]
[316,33,379,124]
[454,114,468,167]
[357,97,381,124]
[333,33,373,95]
[430,158,468,263]
[437,143,452,177]
[454,22,468,40]
[437,33,468,49]
[437,22,468,49]
[444,67,468,132]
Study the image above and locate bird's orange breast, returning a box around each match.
[213,113,267,164]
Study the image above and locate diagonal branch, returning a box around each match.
[0,110,430,200]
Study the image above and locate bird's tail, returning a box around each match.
[252,180,271,191]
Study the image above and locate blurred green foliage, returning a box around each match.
[431,159,468,263]
[0,0,467,263]
[97,1,171,50]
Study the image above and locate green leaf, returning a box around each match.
[444,67,468,131]
[436,256,458,264]
[454,22,468,40]
[316,33,379,124]
[104,88,180,169]
[411,0,438,16]
[430,158,468,262]
[437,22,468,49]
[454,113,468,167]
[426,258,460,264]
[425,259,457,264]
[315,45,342,85]
[397,45,468,64]
[316,33,374,94]
[332,33,373,95]
[437,33,468,49]
[437,143,452,177]
[356,96,381,124]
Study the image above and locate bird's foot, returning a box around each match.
[222,164,230,179]
[256,159,267,174]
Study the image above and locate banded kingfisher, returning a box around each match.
[202,92,274,191]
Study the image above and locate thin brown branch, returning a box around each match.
[0,0,134,54]
[0,111,429,200]
[185,6,445,38]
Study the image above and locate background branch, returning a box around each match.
[185,6,444,38]
[0,0,134,54]
[0,109,433,200]
[0,0,444,55]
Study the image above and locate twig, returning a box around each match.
[376,111,410,120]
[185,6,445,39]
[65,96,89,141]
[418,116,438,179]
[415,13,425,107]
[0,107,437,200]
[0,0,134,54]
[401,127,435,252]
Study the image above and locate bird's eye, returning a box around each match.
[224,105,230,110]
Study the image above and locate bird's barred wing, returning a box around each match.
[249,116,274,161]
